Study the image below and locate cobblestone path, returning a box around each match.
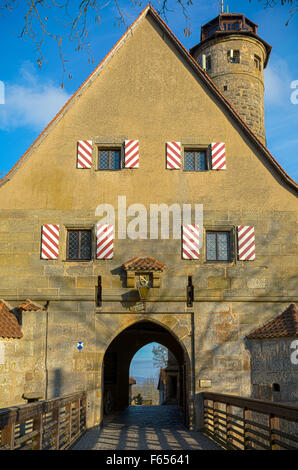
[72,405,221,450]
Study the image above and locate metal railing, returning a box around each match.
[202,392,298,450]
[0,392,86,450]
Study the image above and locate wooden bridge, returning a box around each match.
[0,391,297,450]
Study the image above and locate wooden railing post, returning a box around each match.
[270,414,280,450]
[226,404,235,448]
[243,407,252,450]
[213,401,219,438]
[65,403,72,445]
[52,406,60,450]
[32,411,43,450]
[1,414,16,450]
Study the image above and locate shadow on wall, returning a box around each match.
[53,368,63,397]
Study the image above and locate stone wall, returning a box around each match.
[248,337,298,403]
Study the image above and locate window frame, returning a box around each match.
[206,54,212,72]
[183,148,210,172]
[98,146,122,171]
[204,228,235,263]
[254,55,262,71]
[66,229,93,261]
[227,50,240,64]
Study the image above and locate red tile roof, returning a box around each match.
[17,299,42,311]
[0,300,23,339]
[247,304,298,339]
[123,257,166,272]
[129,377,136,385]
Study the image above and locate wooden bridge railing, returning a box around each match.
[202,392,298,450]
[0,391,86,450]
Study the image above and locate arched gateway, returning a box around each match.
[102,320,191,427]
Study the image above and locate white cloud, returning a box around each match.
[264,57,292,107]
[0,62,71,131]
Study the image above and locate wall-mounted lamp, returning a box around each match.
[137,275,150,301]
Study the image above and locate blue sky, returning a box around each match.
[130,342,162,381]
[0,0,297,180]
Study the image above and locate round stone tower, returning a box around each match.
[190,13,272,144]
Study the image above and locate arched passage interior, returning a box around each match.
[102,320,190,426]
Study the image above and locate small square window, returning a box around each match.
[228,50,240,64]
[67,230,92,260]
[99,149,121,170]
[184,150,207,171]
[206,231,231,262]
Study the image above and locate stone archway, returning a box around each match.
[102,320,190,427]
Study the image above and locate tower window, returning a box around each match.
[254,55,262,71]
[202,54,212,72]
[206,54,212,71]
[223,22,240,31]
[227,50,240,64]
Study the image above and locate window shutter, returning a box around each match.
[202,54,207,70]
[166,142,181,169]
[96,224,114,259]
[182,225,200,260]
[77,140,93,168]
[237,225,255,260]
[41,225,60,259]
[125,140,139,168]
[211,143,226,170]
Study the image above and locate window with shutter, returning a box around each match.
[206,231,231,262]
[66,230,92,260]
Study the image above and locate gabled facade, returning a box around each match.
[0,5,297,429]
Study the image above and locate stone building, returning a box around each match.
[247,303,298,404]
[157,351,179,405]
[0,5,297,430]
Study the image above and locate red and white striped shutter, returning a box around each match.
[96,224,114,259]
[211,142,226,170]
[237,226,255,261]
[125,140,139,168]
[166,142,181,169]
[182,225,200,260]
[77,140,93,168]
[41,225,60,259]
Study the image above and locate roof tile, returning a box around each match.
[123,257,166,272]
[17,299,42,312]
[0,300,23,339]
[247,304,298,339]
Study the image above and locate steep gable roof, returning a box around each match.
[0,5,297,192]
[0,300,23,339]
[247,303,298,339]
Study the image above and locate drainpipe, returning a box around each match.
[43,301,49,400]
[190,312,196,430]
